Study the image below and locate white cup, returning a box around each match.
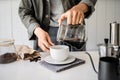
[50,45,69,62]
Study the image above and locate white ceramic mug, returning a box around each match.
[50,45,69,62]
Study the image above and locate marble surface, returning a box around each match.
[0,51,99,80]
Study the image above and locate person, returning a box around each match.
[18,0,97,52]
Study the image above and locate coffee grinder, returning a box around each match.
[110,22,120,57]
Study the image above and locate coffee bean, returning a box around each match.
[0,53,17,64]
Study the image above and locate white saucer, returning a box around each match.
[44,55,76,65]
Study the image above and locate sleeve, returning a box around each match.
[18,0,40,40]
[80,0,97,18]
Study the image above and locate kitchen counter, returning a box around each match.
[0,51,99,80]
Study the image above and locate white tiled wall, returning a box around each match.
[0,0,120,50]
[0,0,33,47]
[86,0,120,50]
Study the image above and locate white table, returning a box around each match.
[0,51,99,80]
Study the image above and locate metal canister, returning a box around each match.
[110,22,119,46]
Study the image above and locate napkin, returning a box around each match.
[39,58,85,72]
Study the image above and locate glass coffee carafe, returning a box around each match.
[57,21,87,42]
[0,39,18,64]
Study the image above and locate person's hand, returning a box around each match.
[58,3,88,25]
[34,27,54,52]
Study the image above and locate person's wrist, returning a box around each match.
[77,3,88,13]
[34,27,43,38]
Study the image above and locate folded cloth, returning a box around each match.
[15,45,41,62]
[39,58,85,72]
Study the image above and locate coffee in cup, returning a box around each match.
[50,45,69,62]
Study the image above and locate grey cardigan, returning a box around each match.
[18,0,97,40]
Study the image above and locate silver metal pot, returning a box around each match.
[97,44,114,57]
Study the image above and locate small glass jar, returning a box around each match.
[0,39,18,64]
